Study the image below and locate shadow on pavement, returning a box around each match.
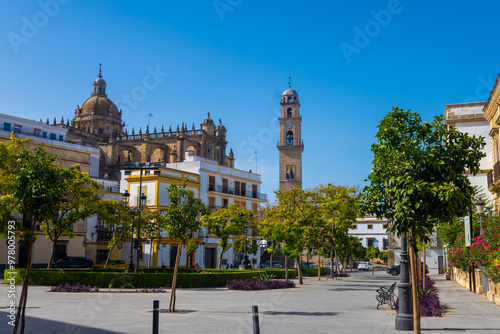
[0,311,123,334]
[263,311,338,316]
[424,328,500,332]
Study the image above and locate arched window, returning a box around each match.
[99,87,102,94]
[287,108,292,118]
[286,131,293,145]
[288,97,292,102]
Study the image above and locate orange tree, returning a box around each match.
[362,107,485,333]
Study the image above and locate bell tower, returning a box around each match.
[277,80,303,192]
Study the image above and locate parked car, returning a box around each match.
[358,262,373,271]
[301,262,318,268]
[52,257,93,268]
[94,259,127,269]
[259,261,282,268]
[325,262,344,272]
[387,263,429,276]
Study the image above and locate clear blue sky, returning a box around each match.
[1,1,499,202]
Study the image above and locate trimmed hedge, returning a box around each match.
[4,268,297,288]
[301,267,326,276]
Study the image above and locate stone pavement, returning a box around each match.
[0,270,499,333]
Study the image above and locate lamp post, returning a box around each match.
[136,192,147,273]
[239,212,253,270]
[475,198,485,235]
[395,233,413,330]
[123,190,136,273]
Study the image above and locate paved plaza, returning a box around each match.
[1,270,499,333]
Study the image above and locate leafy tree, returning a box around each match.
[157,178,209,312]
[362,107,485,333]
[202,204,254,269]
[379,251,388,264]
[314,184,360,277]
[96,199,135,268]
[142,210,161,268]
[365,246,380,263]
[12,143,66,333]
[44,165,102,268]
[261,187,318,284]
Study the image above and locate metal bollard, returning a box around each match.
[252,305,260,334]
[153,300,159,334]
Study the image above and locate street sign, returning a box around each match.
[464,215,471,247]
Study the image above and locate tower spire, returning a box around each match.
[288,72,292,88]
[99,63,102,77]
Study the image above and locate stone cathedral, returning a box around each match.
[50,68,235,180]
[278,84,303,191]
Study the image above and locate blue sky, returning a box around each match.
[1,1,499,202]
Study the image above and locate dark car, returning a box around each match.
[260,261,282,268]
[387,263,429,276]
[52,257,93,268]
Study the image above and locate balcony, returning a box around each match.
[489,161,500,191]
[277,139,304,148]
[97,230,113,242]
[208,184,267,200]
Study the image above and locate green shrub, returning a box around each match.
[3,268,298,288]
[301,267,325,277]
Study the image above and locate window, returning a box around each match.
[252,203,258,213]
[208,196,215,209]
[3,122,11,131]
[14,124,22,133]
[240,182,246,197]
[287,108,292,118]
[33,128,41,137]
[49,133,56,140]
[42,131,47,138]
[96,250,109,264]
[288,97,292,102]
[137,186,147,206]
[222,178,228,193]
[286,131,293,145]
[98,128,104,136]
[382,224,388,229]
[383,238,389,250]
[208,176,215,191]
[367,224,373,230]
[286,165,295,179]
[58,135,64,141]
[252,184,258,198]
[352,224,357,230]
[222,198,229,208]
[221,258,228,266]
[99,87,102,94]
[235,181,240,196]
[367,238,374,247]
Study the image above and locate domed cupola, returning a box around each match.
[202,111,215,135]
[216,118,226,138]
[72,64,123,138]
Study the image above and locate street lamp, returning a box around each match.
[476,198,485,234]
[239,212,253,270]
[136,192,147,273]
[123,190,137,273]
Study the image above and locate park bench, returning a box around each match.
[376,282,397,310]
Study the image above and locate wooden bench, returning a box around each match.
[376,282,397,310]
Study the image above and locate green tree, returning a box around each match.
[142,210,161,268]
[262,187,318,284]
[157,178,208,312]
[96,199,135,268]
[44,165,103,268]
[365,246,380,263]
[12,144,66,333]
[202,204,253,269]
[362,107,485,333]
[314,184,360,277]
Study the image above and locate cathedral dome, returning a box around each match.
[282,88,298,96]
[79,95,120,118]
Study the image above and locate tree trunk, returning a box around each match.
[148,239,153,268]
[330,250,335,279]
[218,245,226,269]
[47,236,57,269]
[334,248,340,277]
[318,255,321,281]
[409,233,421,334]
[104,242,117,269]
[169,244,182,312]
[297,256,303,285]
[13,219,37,333]
[423,249,426,291]
[270,252,273,268]
[285,255,289,281]
[343,256,348,275]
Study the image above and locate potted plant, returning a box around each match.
[443,266,451,280]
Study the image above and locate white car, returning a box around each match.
[358,262,373,271]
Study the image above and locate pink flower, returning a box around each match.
[476,236,481,240]
[497,265,500,268]
[482,261,486,264]
[474,263,478,267]
[488,245,492,250]
[478,249,482,252]
[460,254,463,257]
